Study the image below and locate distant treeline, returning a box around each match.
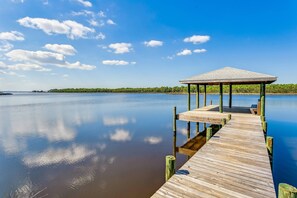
[48,84,297,94]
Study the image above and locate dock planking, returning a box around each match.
[152,105,275,198]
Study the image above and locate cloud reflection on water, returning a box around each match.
[22,144,96,167]
[144,136,162,144]
[109,129,132,142]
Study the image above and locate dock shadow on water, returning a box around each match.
[0,93,296,197]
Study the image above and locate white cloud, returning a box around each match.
[98,11,106,18]
[108,43,132,54]
[102,60,136,66]
[144,136,162,144]
[44,44,77,55]
[177,49,192,56]
[178,128,188,136]
[75,0,92,7]
[63,74,69,78]
[22,144,96,167]
[0,69,25,77]
[0,41,14,51]
[184,35,210,44]
[11,0,25,3]
[110,129,132,142]
[6,49,96,70]
[17,17,94,39]
[106,19,116,25]
[0,31,24,41]
[103,117,129,125]
[95,32,106,40]
[72,10,94,17]
[193,49,207,53]
[0,61,50,72]
[144,40,163,47]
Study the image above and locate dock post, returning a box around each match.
[204,85,207,107]
[278,183,297,198]
[221,118,227,126]
[266,136,273,166]
[219,83,223,113]
[228,114,232,121]
[187,84,191,111]
[229,84,232,108]
[206,127,212,141]
[173,107,177,157]
[187,122,190,140]
[165,155,175,181]
[260,83,266,117]
[196,84,200,134]
[263,121,267,134]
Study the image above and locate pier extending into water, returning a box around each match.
[151,67,297,197]
[152,105,275,197]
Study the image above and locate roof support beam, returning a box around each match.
[204,85,207,107]
[260,83,266,117]
[219,83,223,113]
[187,84,191,111]
[229,84,232,108]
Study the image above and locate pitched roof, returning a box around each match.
[180,67,277,85]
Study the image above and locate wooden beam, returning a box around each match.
[173,106,177,157]
[196,84,200,134]
[165,155,175,181]
[204,85,207,106]
[187,84,191,111]
[229,84,232,108]
[219,83,223,113]
[260,83,266,117]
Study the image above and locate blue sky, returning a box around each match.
[0,0,297,90]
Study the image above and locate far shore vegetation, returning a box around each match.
[48,84,297,94]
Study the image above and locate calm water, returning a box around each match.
[0,93,296,197]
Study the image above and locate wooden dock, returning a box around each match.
[152,105,275,198]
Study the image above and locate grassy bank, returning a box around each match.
[48,84,297,94]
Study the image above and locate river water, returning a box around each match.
[0,93,296,197]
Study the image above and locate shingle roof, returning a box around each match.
[180,67,277,85]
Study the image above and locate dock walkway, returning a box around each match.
[152,105,275,198]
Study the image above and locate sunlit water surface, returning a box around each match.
[0,93,296,197]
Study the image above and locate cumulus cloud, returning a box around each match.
[22,144,96,167]
[184,35,210,44]
[98,11,106,18]
[17,17,94,39]
[109,129,132,142]
[144,136,162,144]
[0,61,50,72]
[71,10,94,17]
[75,0,92,7]
[144,40,163,47]
[193,49,207,53]
[108,43,132,54]
[0,41,14,51]
[102,60,136,66]
[106,19,116,25]
[177,49,192,56]
[0,31,24,41]
[44,44,77,55]
[5,49,96,70]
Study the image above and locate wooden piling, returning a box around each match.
[263,121,267,133]
[278,183,297,198]
[187,84,191,111]
[266,136,273,157]
[260,83,266,117]
[228,114,232,121]
[206,127,212,141]
[165,155,175,182]
[196,85,200,134]
[229,84,232,108]
[221,118,227,126]
[173,106,177,157]
[219,83,223,113]
[204,85,207,106]
[187,122,190,140]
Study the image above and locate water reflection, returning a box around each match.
[109,129,132,142]
[144,136,163,144]
[22,144,96,167]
